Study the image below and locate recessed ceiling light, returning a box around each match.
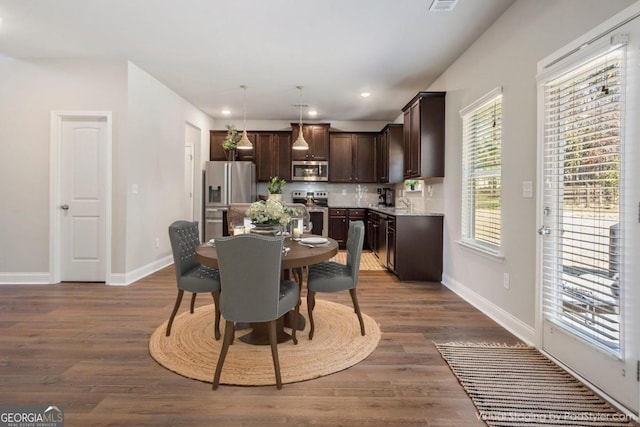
[360,92,371,98]
[428,0,458,12]
[221,109,231,116]
[308,110,317,117]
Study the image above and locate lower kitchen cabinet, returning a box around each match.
[367,211,379,253]
[393,215,443,282]
[329,208,366,249]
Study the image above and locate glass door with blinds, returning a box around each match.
[538,18,639,414]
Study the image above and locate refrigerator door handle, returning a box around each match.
[223,163,230,205]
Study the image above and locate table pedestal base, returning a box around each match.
[238,317,292,345]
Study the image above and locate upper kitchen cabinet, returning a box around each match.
[329,133,377,183]
[209,130,255,162]
[378,124,404,183]
[210,130,227,161]
[255,132,291,182]
[402,92,445,179]
[291,123,330,161]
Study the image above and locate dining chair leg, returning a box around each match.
[190,293,197,314]
[307,290,316,340]
[268,320,282,389]
[291,300,300,345]
[211,291,221,340]
[165,289,184,336]
[349,288,365,336]
[212,320,234,390]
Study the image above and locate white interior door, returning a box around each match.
[538,17,639,414]
[184,144,194,221]
[60,117,107,282]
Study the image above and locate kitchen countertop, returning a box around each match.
[328,205,444,217]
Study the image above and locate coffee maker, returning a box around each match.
[378,187,394,207]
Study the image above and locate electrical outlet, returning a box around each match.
[503,272,510,289]
[132,184,138,194]
[155,237,160,248]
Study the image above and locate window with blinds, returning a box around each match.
[541,47,624,353]
[460,88,503,253]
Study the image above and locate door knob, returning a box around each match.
[537,226,550,236]
[60,204,69,210]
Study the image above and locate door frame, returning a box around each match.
[49,111,113,284]
[184,143,195,221]
[535,2,640,416]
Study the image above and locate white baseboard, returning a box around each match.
[108,255,173,286]
[442,273,535,345]
[0,273,51,285]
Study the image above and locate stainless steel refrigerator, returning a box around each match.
[204,161,256,241]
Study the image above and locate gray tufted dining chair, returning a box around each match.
[306,220,365,340]
[167,221,221,339]
[212,234,300,390]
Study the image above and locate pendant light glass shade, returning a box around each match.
[292,86,309,151]
[237,85,253,150]
[236,129,252,150]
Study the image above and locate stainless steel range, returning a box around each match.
[292,191,328,237]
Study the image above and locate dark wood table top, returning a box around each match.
[195,235,339,270]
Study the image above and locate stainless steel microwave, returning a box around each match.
[291,161,329,181]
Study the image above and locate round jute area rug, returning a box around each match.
[149,299,381,386]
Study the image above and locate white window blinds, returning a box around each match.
[460,89,503,253]
[542,47,624,353]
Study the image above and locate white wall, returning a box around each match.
[0,58,214,283]
[425,0,636,337]
[0,59,128,275]
[124,63,214,276]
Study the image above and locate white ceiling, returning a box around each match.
[0,0,514,122]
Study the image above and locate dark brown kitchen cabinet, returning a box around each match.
[387,216,396,272]
[328,133,377,183]
[291,123,330,161]
[255,132,291,182]
[393,215,443,282]
[210,131,227,161]
[367,211,379,253]
[209,130,255,161]
[329,208,366,249]
[328,208,347,248]
[378,124,404,184]
[402,92,445,179]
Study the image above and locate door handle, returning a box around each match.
[537,226,550,236]
[60,204,69,210]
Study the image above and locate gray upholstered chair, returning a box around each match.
[307,220,365,340]
[212,234,300,390]
[167,221,221,339]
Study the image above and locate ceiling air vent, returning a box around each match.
[428,0,459,12]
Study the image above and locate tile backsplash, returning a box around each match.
[257,179,444,213]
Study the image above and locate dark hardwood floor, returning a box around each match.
[0,267,521,426]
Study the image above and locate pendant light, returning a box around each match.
[292,85,309,151]
[236,85,253,150]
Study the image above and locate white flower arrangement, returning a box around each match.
[246,199,299,227]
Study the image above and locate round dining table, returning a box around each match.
[195,234,339,345]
